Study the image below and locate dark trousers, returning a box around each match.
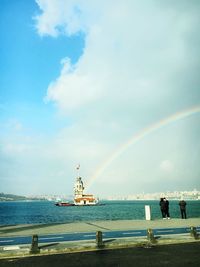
[161,209,165,218]
[165,209,170,218]
[161,209,170,218]
[180,209,186,219]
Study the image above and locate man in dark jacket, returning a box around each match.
[159,198,166,219]
[179,199,187,219]
[163,197,170,219]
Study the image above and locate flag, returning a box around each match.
[76,164,80,170]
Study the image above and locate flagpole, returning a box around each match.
[76,164,80,177]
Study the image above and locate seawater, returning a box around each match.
[0,200,199,225]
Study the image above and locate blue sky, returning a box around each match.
[0,0,200,197]
[0,0,84,134]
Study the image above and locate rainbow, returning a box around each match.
[85,105,200,190]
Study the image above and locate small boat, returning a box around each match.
[55,202,75,206]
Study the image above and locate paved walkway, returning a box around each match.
[0,218,199,259]
[0,218,200,237]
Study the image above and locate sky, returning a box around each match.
[0,0,200,197]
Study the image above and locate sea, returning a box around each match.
[0,200,199,225]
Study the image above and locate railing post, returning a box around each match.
[190,226,198,240]
[96,231,103,248]
[30,234,40,254]
[147,228,156,243]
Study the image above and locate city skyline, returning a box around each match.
[1,189,200,202]
[0,1,200,197]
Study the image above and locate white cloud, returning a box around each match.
[4,119,23,132]
[35,0,200,116]
[35,0,86,36]
[160,160,174,173]
[45,58,103,111]
[3,143,29,155]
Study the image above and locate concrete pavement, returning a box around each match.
[0,218,199,259]
[1,218,200,237]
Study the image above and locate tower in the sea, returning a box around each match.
[74,165,98,205]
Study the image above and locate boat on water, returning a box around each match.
[55,202,75,206]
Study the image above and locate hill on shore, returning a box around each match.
[0,192,27,201]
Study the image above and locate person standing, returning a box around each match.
[163,197,170,219]
[179,199,187,219]
[159,198,166,219]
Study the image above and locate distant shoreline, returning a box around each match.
[1,191,200,202]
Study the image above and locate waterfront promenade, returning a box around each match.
[0,218,200,266]
[0,218,199,251]
[1,218,200,237]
